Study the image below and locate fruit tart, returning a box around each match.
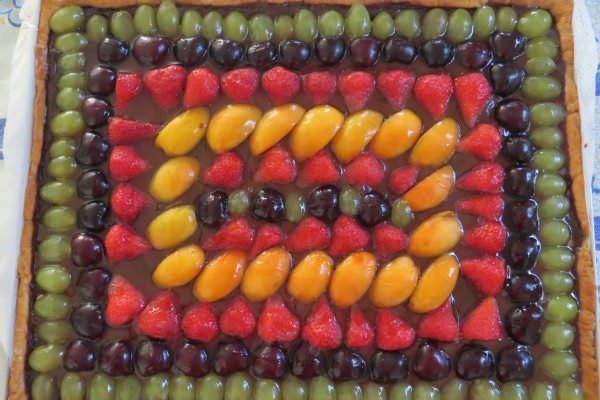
[9,0,598,399]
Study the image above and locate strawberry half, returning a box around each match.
[221,68,260,102]
[137,291,181,340]
[255,145,297,184]
[108,117,160,145]
[338,71,376,112]
[417,299,459,342]
[303,71,337,105]
[389,165,419,195]
[373,223,409,259]
[104,223,150,261]
[203,218,255,251]
[462,255,506,296]
[115,72,143,111]
[183,68,219,108]
[106,275,145,326]
[109,145,147,182]
[344,153,385,187]
[376,309,416,350]
[143,65,187,109]
[296,150,340,187]
[219,296,256,338]
[413,74,454,119]
[285,217,331,253]
[464,221,507,254]
[377,69,416,109]
[329,216,370,257]
[457,162,505,193]
[262,66,301,104]
[456,194,504,221]
[302,298,342,350]
[461,297,503,341]
[458,123,501,161]
[455,72,493,127]
[250,224,285,258]
[181,303,219,342]
[346,306,374,349]
[203,152,245,189]
[110,183,149,223]
[258,295,300,343]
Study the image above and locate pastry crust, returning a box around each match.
[9,1,596,399]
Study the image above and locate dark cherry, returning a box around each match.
[175,342,210,378]
[214,340,250,376]
[383,38,417,64]
[412,341,451,381]
[420,39,454,67]
[196,191,228,228]
[135,340,173,377]
[349,37,380,67]
[455,344,495,380]
[279,40,311,70]
[507,273,543,304]
[251,344,288,379]
[82,97,112,128]
[456,41,492,69]
[505,137,535,163]
[315,37,346,66]
[77,267,111,300]
[174,36,208,66]
[496,345,535,382]
[251,188,286,222]
[490,32,527,62]
[71,232,104,267]
[132,35,170,66]
[70,302,105,338]
[88,65,116,96]
[64,339,96,372]
[77,170,110,199]
[246,41,278,70]
[370,350,409,384]
[504,235,541,271]
[307,185,340,223]
[495,99,530,133]
[100,340,134,376]
[506,303,544,345]
[328,348,367,381]
[504,199,538,234]
[291,342,327,379]
[491,64,526,96]
[210,38,245,69]
[77,200,109,231]
[75,131,110,166]
[97,37,129,64]
[504,167,537,198]
[358,190,391,227]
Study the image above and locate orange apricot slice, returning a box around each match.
[287,251,333,303]
[241,247,292,301]
[403,165,455,212]
[194,250,247,302]
[329,251,377,308]
[408,211,463,258]
[409,118,459,167]
[369,256,420,308]
[409,253,460,313]
[369,110,423,159]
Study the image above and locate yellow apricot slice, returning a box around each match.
[289,105,344,161]
[331,110,384,164]
[150,156,201,203]
[329,252,377,308]
[241,247,292,301]
[403,166,455,212]
[369,110,423,159]
[249,104,306,155]
[409,118,460,167]
[147,205,198,250]
[207,105,262,153]
[153,245,205,288]
[155,108,209,156]
[287,251,333,303]
[409,211,463,258]
[369,256,419,308]
[409,253,460,313]
[194,250,247,302]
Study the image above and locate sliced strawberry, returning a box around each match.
[285,217,330,253]
[203,152,244,189]
[456,194,504,221]
[462,255,506,296]
[137,291,180,340]
[346,306,375,349]
[106,275,145,326]
[373,223,409,259]
[377,69,416,109]
[221,68,259,101]
[104,223,150,261]
[255,145,297,184]
[110,183,149,223]
[461,297,502,341]
[219,296,256,339]
[389,165,419,195]
[338,71,375,112]
[455,72,493,127]
[109,145,147,181]
[413,74,454,119]
[417,299,459,342]
[203,218,255,251]
[296,150,340,187]
[464,221,507,254]
[376,309,416,350]
[303,71,337,105]
[457,124,501,161]
[183,68,219,108]
[181,303,218,342]
[262,66,300,104]
[328,216,370,257]
[108,117,160,145]
[143,65,187,109]
[115,72,143,111]
[258,295,300,343]
[250,224,285,258]
[457,162,505,193]
[302,298,342,350]
[344,153,384,187]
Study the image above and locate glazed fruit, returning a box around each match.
[369,110,422,159]
[291,343,327,379]
[251,188,286,222]
[290,105,344,161]
[252,344,288,379]
[279,40,311,70]
[135,340,173,377]
[455,344,495,380]
[409,253,459,313]
[207,105,262,153]
[150,157,201,203]
[241,247,291,301]
[250,104,305,155]
[329,251,377,307]
[403,166,454,212]
[328,348,368,381]
[369,256,419,308]
[287,251,333,303]
[332,110,383,164]
[421,39,454,67]
[155,107,209,156]
[146,205,198,249]
[194,251,247,302]
[408,212,462,258]
[357,191,391,227]
[100,340,133,376]
[316,37,346,65]
[497,346,535,382]
[307,185,340,223]
[410,119,459,167]
[153,245,205,288]
[412,342,452,381]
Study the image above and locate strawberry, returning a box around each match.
[296,150,340,187]
[285,217,331,253]
[115,72,143,111]
[143,65,187,109]
[105,223,151,261]
[106,275,145,326]
[262,66,300,104]
[389,165,419,195]
[219,296,256,338]
[461,297,502,341]
[302,298,342,350]
[110,183,149,223]
[373,223,409,259]
[455,72,493,127]
[417,299,459,342]
[376,309,416,350]
[203,152,244,189]
[183,68,219,108]
[221,68,260,102]
[303,71,337,105]
[457,162,505,193]
[338,71,376,112]
[462,255,506,296]
[329,216,370,257]
[258,295,300,342]
[181,303,219,342]
[346,306,374,349]
[457,124,501,161]
[413,74,454,119]
[377,70,416,109]
[137,291,181,340]
[203,218,255,251]
[109,145,147,181]
[344,153,384,187]
[250,224,285,258]
[456,194,504,221]
[108,117,160,145]
[464,221,506,254]
[255,145,297,184]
